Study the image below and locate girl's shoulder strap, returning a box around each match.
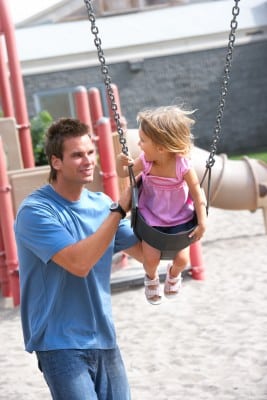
[175,155,192,178]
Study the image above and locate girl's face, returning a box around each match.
[138,129,159,161]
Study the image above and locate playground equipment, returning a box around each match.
[0,0,34,168]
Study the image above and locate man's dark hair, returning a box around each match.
[45,118,90,183]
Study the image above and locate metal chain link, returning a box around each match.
[206,0,240,168]
[83,0,129,155]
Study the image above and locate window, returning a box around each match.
[34,89,75,120]
[99,0,141,14]
[33,84,108,121]
[95,0,183,16]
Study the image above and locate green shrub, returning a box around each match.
[30,111,53,166]
[230,152,267,163]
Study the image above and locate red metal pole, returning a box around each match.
[88,87,129,266]
[74,86,92,132]
[0,228,10,297]
[88,87,104,132]
[0,136,20,305]
[95,117,119,201]
[0,35,15,116]
[0,0,34,168]
[189,241,205,280]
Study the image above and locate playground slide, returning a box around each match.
[192,147,267,212]
[125,129,267,229]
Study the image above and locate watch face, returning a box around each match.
[110,202,118,210]
[110,202,126,218]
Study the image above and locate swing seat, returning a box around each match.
[131,186,197,260]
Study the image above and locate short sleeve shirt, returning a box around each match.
[14,185,138,353]
[138,153,195,226]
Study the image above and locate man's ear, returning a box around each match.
[51,155,62,171]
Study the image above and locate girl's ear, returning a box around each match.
[157,145,166,153]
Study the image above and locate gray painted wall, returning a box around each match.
[24,40,267,155]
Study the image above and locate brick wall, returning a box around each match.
[24,40,267,155]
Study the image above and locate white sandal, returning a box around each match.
[144,275,162,305]
[164,263,182,298]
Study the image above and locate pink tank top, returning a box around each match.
[138,153,194,227]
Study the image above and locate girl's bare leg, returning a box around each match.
[142,241,162,304]
[142,240,161,280]
[164,247,190,297]
[171,247,190,277]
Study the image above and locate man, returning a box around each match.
[14,118,143,400]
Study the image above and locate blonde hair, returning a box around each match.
[137,105,195,155]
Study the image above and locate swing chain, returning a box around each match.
[83,0,129,156]
[84,0,240,169]
[206,0,240,169]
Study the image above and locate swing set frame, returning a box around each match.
[83,0,241,259]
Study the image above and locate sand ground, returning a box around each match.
[0,207,266,400]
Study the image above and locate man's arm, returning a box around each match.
[52,211,124,277]
[52,187,143,277]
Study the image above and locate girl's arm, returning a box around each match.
[116,152,143,178]
[184,168,207,241]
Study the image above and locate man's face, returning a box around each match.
[52,134,96,186]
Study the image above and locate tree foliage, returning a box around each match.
[30,111,53,166]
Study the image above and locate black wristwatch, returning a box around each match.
[109,202,126,219]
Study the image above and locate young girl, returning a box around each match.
[116,105,207,305]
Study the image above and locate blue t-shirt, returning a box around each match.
[14,185,138,353]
